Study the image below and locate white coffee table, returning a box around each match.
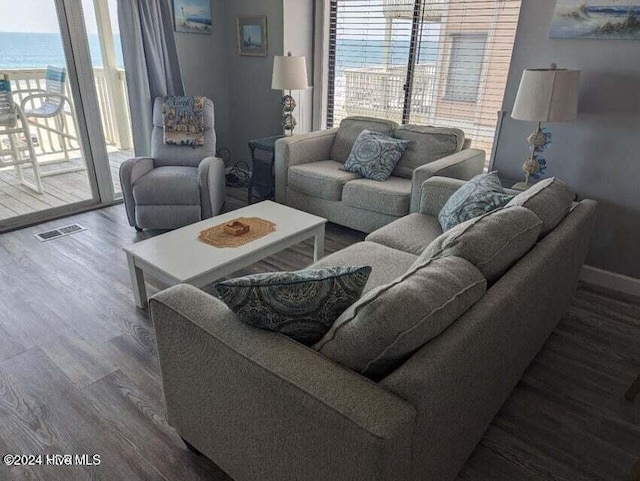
[123,201,327,309]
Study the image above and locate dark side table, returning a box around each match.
[248,135,284,204]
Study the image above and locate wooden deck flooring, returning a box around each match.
[0,149,131,222]
[0,187,638,480]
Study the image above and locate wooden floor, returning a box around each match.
[0,149,130,222]
[0,186,638,480]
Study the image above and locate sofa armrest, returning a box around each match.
[198,156,226,218]
[150,284,415,481]
[275,128,338,204]
[419,176,466,217]
[410,148,485,212]
[119,156,154,227]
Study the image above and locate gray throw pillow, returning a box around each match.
[438,172,514,231]
[215,266,371,346]
[506,177,574,237]
[342,130,409,182]
[314,256,486,381]
[419,206,543,284]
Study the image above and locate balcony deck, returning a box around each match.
[0,148,131,222]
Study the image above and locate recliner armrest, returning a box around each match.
[275,128,338,204]
[197,156,226,218]
[410,148,485,212]
[119,156,155,227]
[150,284,416,481]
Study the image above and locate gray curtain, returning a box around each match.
[118,0,185,156]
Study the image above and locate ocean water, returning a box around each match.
[0,32,124,69]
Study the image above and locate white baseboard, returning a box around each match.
[580,265,640,297]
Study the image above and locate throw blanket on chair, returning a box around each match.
[162,96,205,146]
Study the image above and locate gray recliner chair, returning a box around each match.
[120,97,226,231]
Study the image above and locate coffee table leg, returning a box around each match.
[127,254,148,309]
[313,225,325,262]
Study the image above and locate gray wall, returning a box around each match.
[494,0,640,278]
[224,0,285,161]
[173,0,231,150]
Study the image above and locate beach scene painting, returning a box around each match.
[237,16,268,56]
[550,1,640,39]
[174,0,212,34]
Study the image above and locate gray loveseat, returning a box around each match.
[275,116,485,233]
[150,176,597,481]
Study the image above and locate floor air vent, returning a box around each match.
[34,223,86,242]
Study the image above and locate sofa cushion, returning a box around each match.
[133,166,200,205]
[342,177,412,217]
[438,172,514,231]
[215,266,372,346]
[343,130,409,181]
[366,213,443,255]
[506,177,575,237]
[392,125,465,178]
[313,241,418,293]
[418,206,543,284]
[314,256,487,381]
[288,160,360,201]
[330,116,398,163]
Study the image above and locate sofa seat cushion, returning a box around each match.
[288,160,360,201]
[392,125,465,178]
[313,241,417,293]
[366,213,443,255]
[417,206,543,284]
[314,256,487,381]
[215,266,372,346]
[330,116,398,163]
[133,166,200,205]
[342,177,412,216]
[506,177,575,237]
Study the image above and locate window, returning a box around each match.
[326,0,522,158]
[445,34,488,103]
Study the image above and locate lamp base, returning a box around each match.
[521,121,550,183]
[281,93,297,136]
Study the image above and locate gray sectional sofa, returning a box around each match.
[150,176,597,481]
[275,116,485,233]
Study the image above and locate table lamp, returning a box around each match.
[272,52,309,136]
[511,64,580,184]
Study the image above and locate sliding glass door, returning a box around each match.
[0,0,123,231]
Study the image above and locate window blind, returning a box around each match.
[326,0,522,158]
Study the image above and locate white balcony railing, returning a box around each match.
[342,63,436,123]
[0,67,132,159]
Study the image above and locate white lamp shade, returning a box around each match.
[272,54,309,91]
[512,68,580,122]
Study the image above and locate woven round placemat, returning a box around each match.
[198,217,276,248]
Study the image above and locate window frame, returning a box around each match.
[443,32,489,104]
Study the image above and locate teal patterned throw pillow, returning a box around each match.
[438,172,514,231]
[342,130,409,181]
[215,266,372,346]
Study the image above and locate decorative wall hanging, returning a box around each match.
[174,0,212,34]
[237,15,268,56]
[550,1,640,39]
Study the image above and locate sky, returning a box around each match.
[0,0,119,34]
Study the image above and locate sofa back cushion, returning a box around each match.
[391,125,465,178]
[330,116,398,163]
[506,177,574,238]
[417,206,543,284]
[314,256,486,381]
